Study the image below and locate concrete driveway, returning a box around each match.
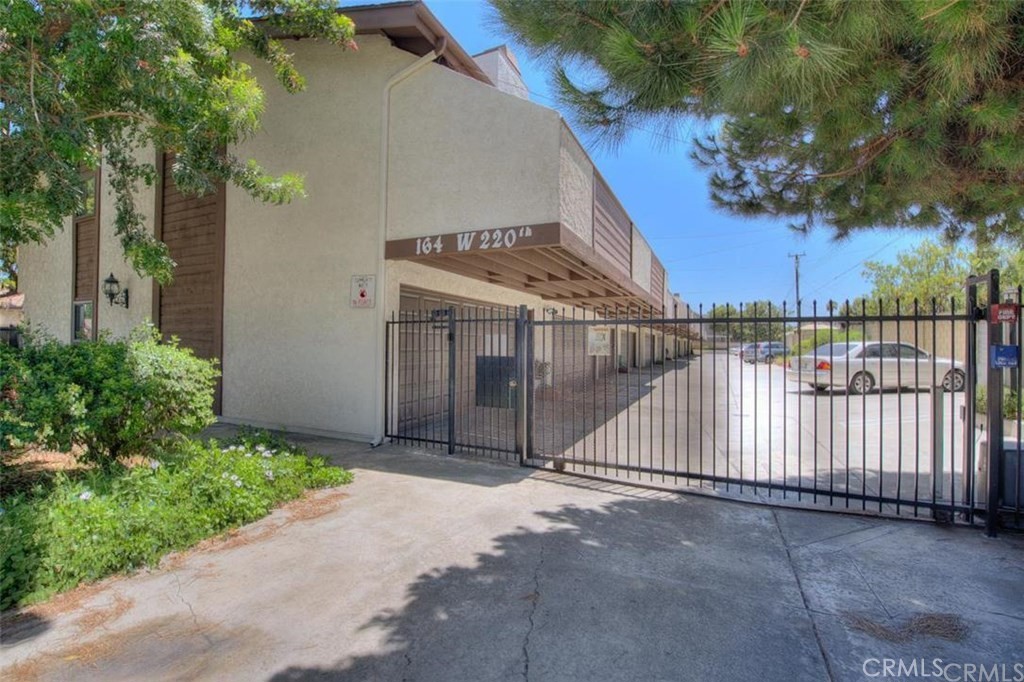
[2,438,1022,681]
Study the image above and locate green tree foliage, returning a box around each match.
[0,325,220,465]
[1,1,355,283]
[492,1,1024,243]
[708,300,786,342]
[848,238,1024,313]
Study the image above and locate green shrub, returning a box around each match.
[0,325,219,465]
[975,386,1021,421]
[792,328,863,356]
[0,432,351,611]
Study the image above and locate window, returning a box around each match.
[813,343,854,357]
[881,344,901,358]
[73,301,94,341]
[899,344,927,359]
[861,345,882,358]
[75,174,96,218]
[72,168,99,341]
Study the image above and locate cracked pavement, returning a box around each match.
[2,438,1022,682]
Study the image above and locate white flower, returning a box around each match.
[222,472,229,479]
[149,460,161,470]
[234,480,242,488]
[79,491,93,501]
[230,474,239,482]
[262,452,272,458]
[265,471,274,480]
[244,451,253,458]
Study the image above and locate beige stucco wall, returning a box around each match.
[18,218,73,340]
[97,149,157,338]
[388,62,562,238]
[221,37,412,439]
[631,227,652,292]
[19,147,158,342]
[385,260,549,318]
[0,309,22,328]
[558,125,594,246]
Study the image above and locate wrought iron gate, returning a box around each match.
[385,277,1022,531]
[385,305,524,462]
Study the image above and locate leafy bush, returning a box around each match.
[792,328,863,357]
[0,325,219,465]
[0,431,351,611]
[975,386,1021,421]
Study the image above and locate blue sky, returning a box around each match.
[421,0,924,311]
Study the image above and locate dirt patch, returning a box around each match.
[845,612,969,643]
[2,580,110,631]
[74,591,134,632]
[0,581,138,648]
[283,488,349,522]
[2,614,270,682]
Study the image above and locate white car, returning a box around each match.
[786,342,965,394]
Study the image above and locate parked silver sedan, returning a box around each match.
[785,342,966,394]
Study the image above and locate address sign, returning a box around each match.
[386,223,561,260]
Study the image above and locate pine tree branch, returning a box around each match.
[787,0,810,30]
[919,0,962,22]
[698,0,729,26]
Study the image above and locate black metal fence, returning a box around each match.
[528,303,974,520]
[385,278,1023,531]
[385,306,522,462]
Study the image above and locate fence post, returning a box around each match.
[515,304,528,465]
[525,307,535,463]
[384,312,391,443]
[964,281,978,522]
[986,270,1002,537]
[447,306,456,455]
[932,386,946,515]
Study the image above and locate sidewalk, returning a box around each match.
[2,435,1022,681]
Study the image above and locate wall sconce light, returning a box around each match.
[543,306,559,317]
[102,273,129,308]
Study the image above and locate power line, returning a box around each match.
[649,226,790,240]
[802,233,910,299]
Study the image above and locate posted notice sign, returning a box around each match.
[990,344,1020,369]
[587,327,612,356]
[990,303,1019,325]
[351,274,375,308]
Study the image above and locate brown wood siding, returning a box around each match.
[650,258,665,313]
[73,217,98,301]
[592,174,631,279]
[155,153,225,413]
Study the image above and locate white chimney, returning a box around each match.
[473,45,529,100]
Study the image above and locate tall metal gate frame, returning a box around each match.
[386,272,1022,534]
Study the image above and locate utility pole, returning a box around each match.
[788,252,805,310]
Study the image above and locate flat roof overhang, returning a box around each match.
[386,223,666,315]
